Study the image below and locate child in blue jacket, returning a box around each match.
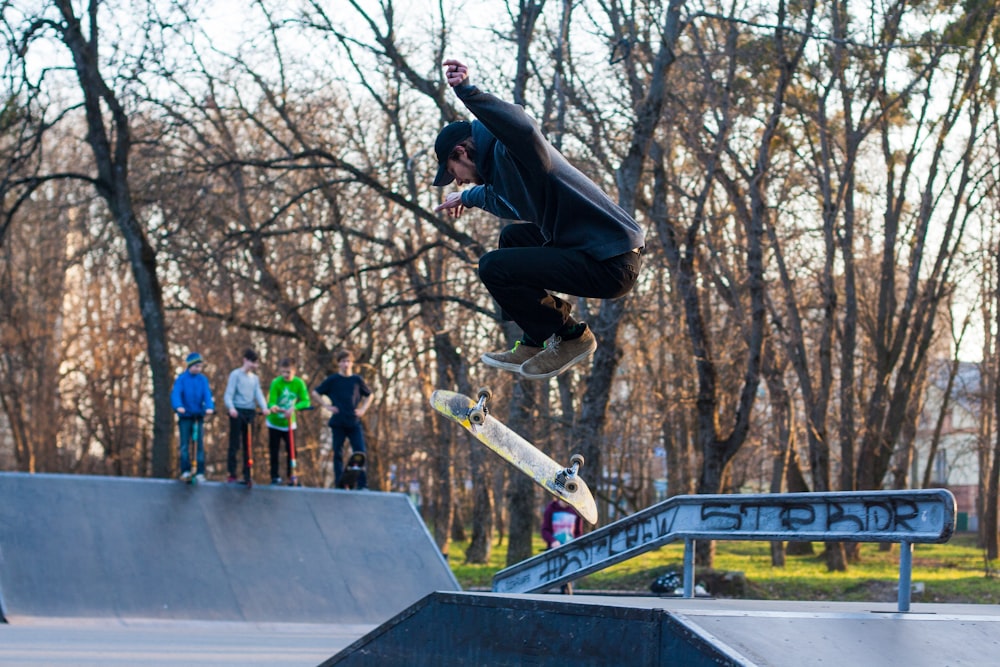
[170,352,216,481]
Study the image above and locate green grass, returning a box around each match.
[447,533,1000,604]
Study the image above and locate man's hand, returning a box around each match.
[434,191,466,217]
[443,59,469,88]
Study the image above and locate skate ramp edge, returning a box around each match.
[0,472,458,624]
[319,591,740,667]
[321,592,1000,667]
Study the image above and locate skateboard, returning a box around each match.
[338,451,366,489]
[430,388,598,524]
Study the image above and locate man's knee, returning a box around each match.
[478,250,502,285]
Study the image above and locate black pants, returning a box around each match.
[332,423,367,489]
[227,409,257,479]
[477,224,642,344]
[268,427,294,480]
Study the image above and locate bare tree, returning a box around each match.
[649,0,812,565]
[7,0,176,475]
[855,3,998,494]
[0,170,77,471]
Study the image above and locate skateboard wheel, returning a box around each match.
[570,453,585,468]
[469,408,486,425]
[476,387,492,402]
[565,481,578,494]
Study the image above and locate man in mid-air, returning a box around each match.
[433,58,644,380]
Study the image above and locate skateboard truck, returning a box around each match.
[466,387,492,431]
[555,454,585,495]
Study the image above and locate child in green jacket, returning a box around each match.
[266,358,311,485]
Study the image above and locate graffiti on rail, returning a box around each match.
[698,498,923,533]
[530,495,945,588]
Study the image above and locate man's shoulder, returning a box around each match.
[314,374,337,389]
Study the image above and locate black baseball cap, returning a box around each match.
[432,120,472,186]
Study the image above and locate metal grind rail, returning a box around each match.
[493,489,956,612]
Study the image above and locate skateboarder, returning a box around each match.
[433,58,645,380]
[223,348,272,483]
[312,349,373,489]
[170,352,215,482]
[266,358,311,485]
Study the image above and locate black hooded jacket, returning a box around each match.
[455,81,644,261]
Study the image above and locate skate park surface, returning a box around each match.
[2,472,999,666]
[0,472,454,665]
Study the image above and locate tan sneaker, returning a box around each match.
[481,340,543,372]
[520,328,597,380]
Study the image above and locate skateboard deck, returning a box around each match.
[431,388,598,524]
[339,451,366,489]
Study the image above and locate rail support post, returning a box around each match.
[898,540,913,612]
[683,538,695,598]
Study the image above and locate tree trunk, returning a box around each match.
[464,436,495,563]
[56,0,173,476]
[430,332,464,555]
[762,339,793,566]
[986,254,1000,560]
[506,379,538,566]
[784,448,816,556]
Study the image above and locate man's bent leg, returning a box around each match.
[480,246,640,378]
[478,246,637,344]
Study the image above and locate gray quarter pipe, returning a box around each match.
[0,472,458,625]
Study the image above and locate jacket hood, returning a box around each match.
[470,120,498,183]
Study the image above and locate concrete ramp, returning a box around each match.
[323,592,1000,666]
[0,472,458,624]
[321,592,740,666]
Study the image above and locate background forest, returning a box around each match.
[2,0,1000,572]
